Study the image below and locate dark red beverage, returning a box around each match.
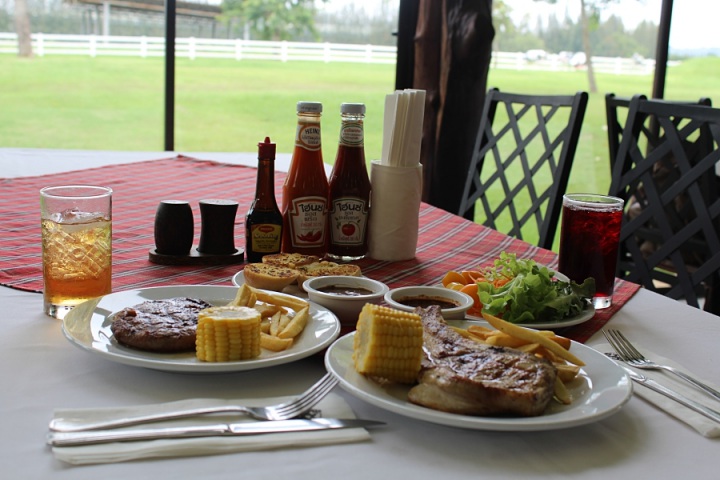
[558,194,624,309]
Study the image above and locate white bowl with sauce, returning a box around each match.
[384,286,474,319]
[302,276,389,328]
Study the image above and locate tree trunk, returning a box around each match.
[14,0,33,58]
[579,0,597,93]
[404,0,494,213]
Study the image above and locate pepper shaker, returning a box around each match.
[197,199,239,255]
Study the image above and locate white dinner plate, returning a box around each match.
[463,268,596,329]
[324,319,631,431]
[62,285,340,373]
[465,304,595,329]
[232,271,307,298]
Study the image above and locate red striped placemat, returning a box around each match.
[0,156,639,342]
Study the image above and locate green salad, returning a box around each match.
[477,253,595,324]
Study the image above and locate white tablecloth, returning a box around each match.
[2,149,719,479]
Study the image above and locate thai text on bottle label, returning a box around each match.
[330,197,368,246]
[288,196,327,246]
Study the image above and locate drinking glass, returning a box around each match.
[558,193,624,309]
[40,185,113,319]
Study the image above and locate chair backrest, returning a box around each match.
[606,93,632,171]
[609,95,720,313]
[605,93,712,171]
[458,88,588,250]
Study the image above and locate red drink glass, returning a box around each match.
[558,194,624,309]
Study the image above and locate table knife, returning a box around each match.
[47,418,384,447]
[621,366,720,425]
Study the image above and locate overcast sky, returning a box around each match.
[506,0,713,51]
[318,0,713,51]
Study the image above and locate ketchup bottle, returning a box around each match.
[327,103,371,260]
[245,137,283,263]
[281,101,329,256]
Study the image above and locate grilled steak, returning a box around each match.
[408,306,557,417]
[111,297,212,353]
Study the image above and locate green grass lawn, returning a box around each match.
[0,56,396,158]
[3,54,720,249]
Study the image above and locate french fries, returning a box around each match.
[278,306,309,339]
[227,284,310,352]
[481,312,585,366]
[261,332,294,352]
[460,312,584,405]
[554,377,572,405]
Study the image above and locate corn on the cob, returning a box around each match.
[196,306,262,362]
[353,304,424,384]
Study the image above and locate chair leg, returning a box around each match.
[703,284,720,317]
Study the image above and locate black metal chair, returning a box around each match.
[605,93,712,171]
[609,95,720,314]
[458,88,588,250]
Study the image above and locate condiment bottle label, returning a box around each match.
[329,197,368,246]
[296,123,322,151]
[288,196,327,247]
[339,121,364,147]
[250,224,282,254]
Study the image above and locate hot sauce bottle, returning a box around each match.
[327,103,371,260]
[245,137,283,262]
[281,101,329,256]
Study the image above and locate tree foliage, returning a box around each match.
[503,2,654,58]
[221,0,324,41]
[532,0,623,92]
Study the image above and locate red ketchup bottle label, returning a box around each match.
[287,196,327,247]
[330,197,368,246]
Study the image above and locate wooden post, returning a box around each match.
[164,0,176,151]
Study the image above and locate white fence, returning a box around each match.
[492,51,660,76]
[0,33,397,64]
[0,33,661,74]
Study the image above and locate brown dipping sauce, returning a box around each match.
[397,295,459,309]
[318,285,374,296]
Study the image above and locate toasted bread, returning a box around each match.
[262,253,320,269]
[243,263,299,291]
[296,261,362,286]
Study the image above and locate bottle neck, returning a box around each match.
[295,112,322,152]
[338,113,364,148]
[254,157,277,209]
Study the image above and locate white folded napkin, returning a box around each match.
[367,160,423,261]
[597,342,720,438]
[50,393,370,465]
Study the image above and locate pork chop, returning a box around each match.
[408,306,557,417]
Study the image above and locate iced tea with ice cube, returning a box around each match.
[40,186,112,319]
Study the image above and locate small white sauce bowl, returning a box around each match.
[303,276,389,328]
[384,286,474,319]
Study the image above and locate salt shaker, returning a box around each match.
[154,200,194,256]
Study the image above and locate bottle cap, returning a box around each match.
[297,101,323,113]
[258,136,276,159]
[341,103,366,115]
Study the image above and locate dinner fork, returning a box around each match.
[49,373,339,432]
[603,329,720,402]
[604,353,720,425]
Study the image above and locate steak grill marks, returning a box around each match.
[110,297,212,353]
[408,306,557,417]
